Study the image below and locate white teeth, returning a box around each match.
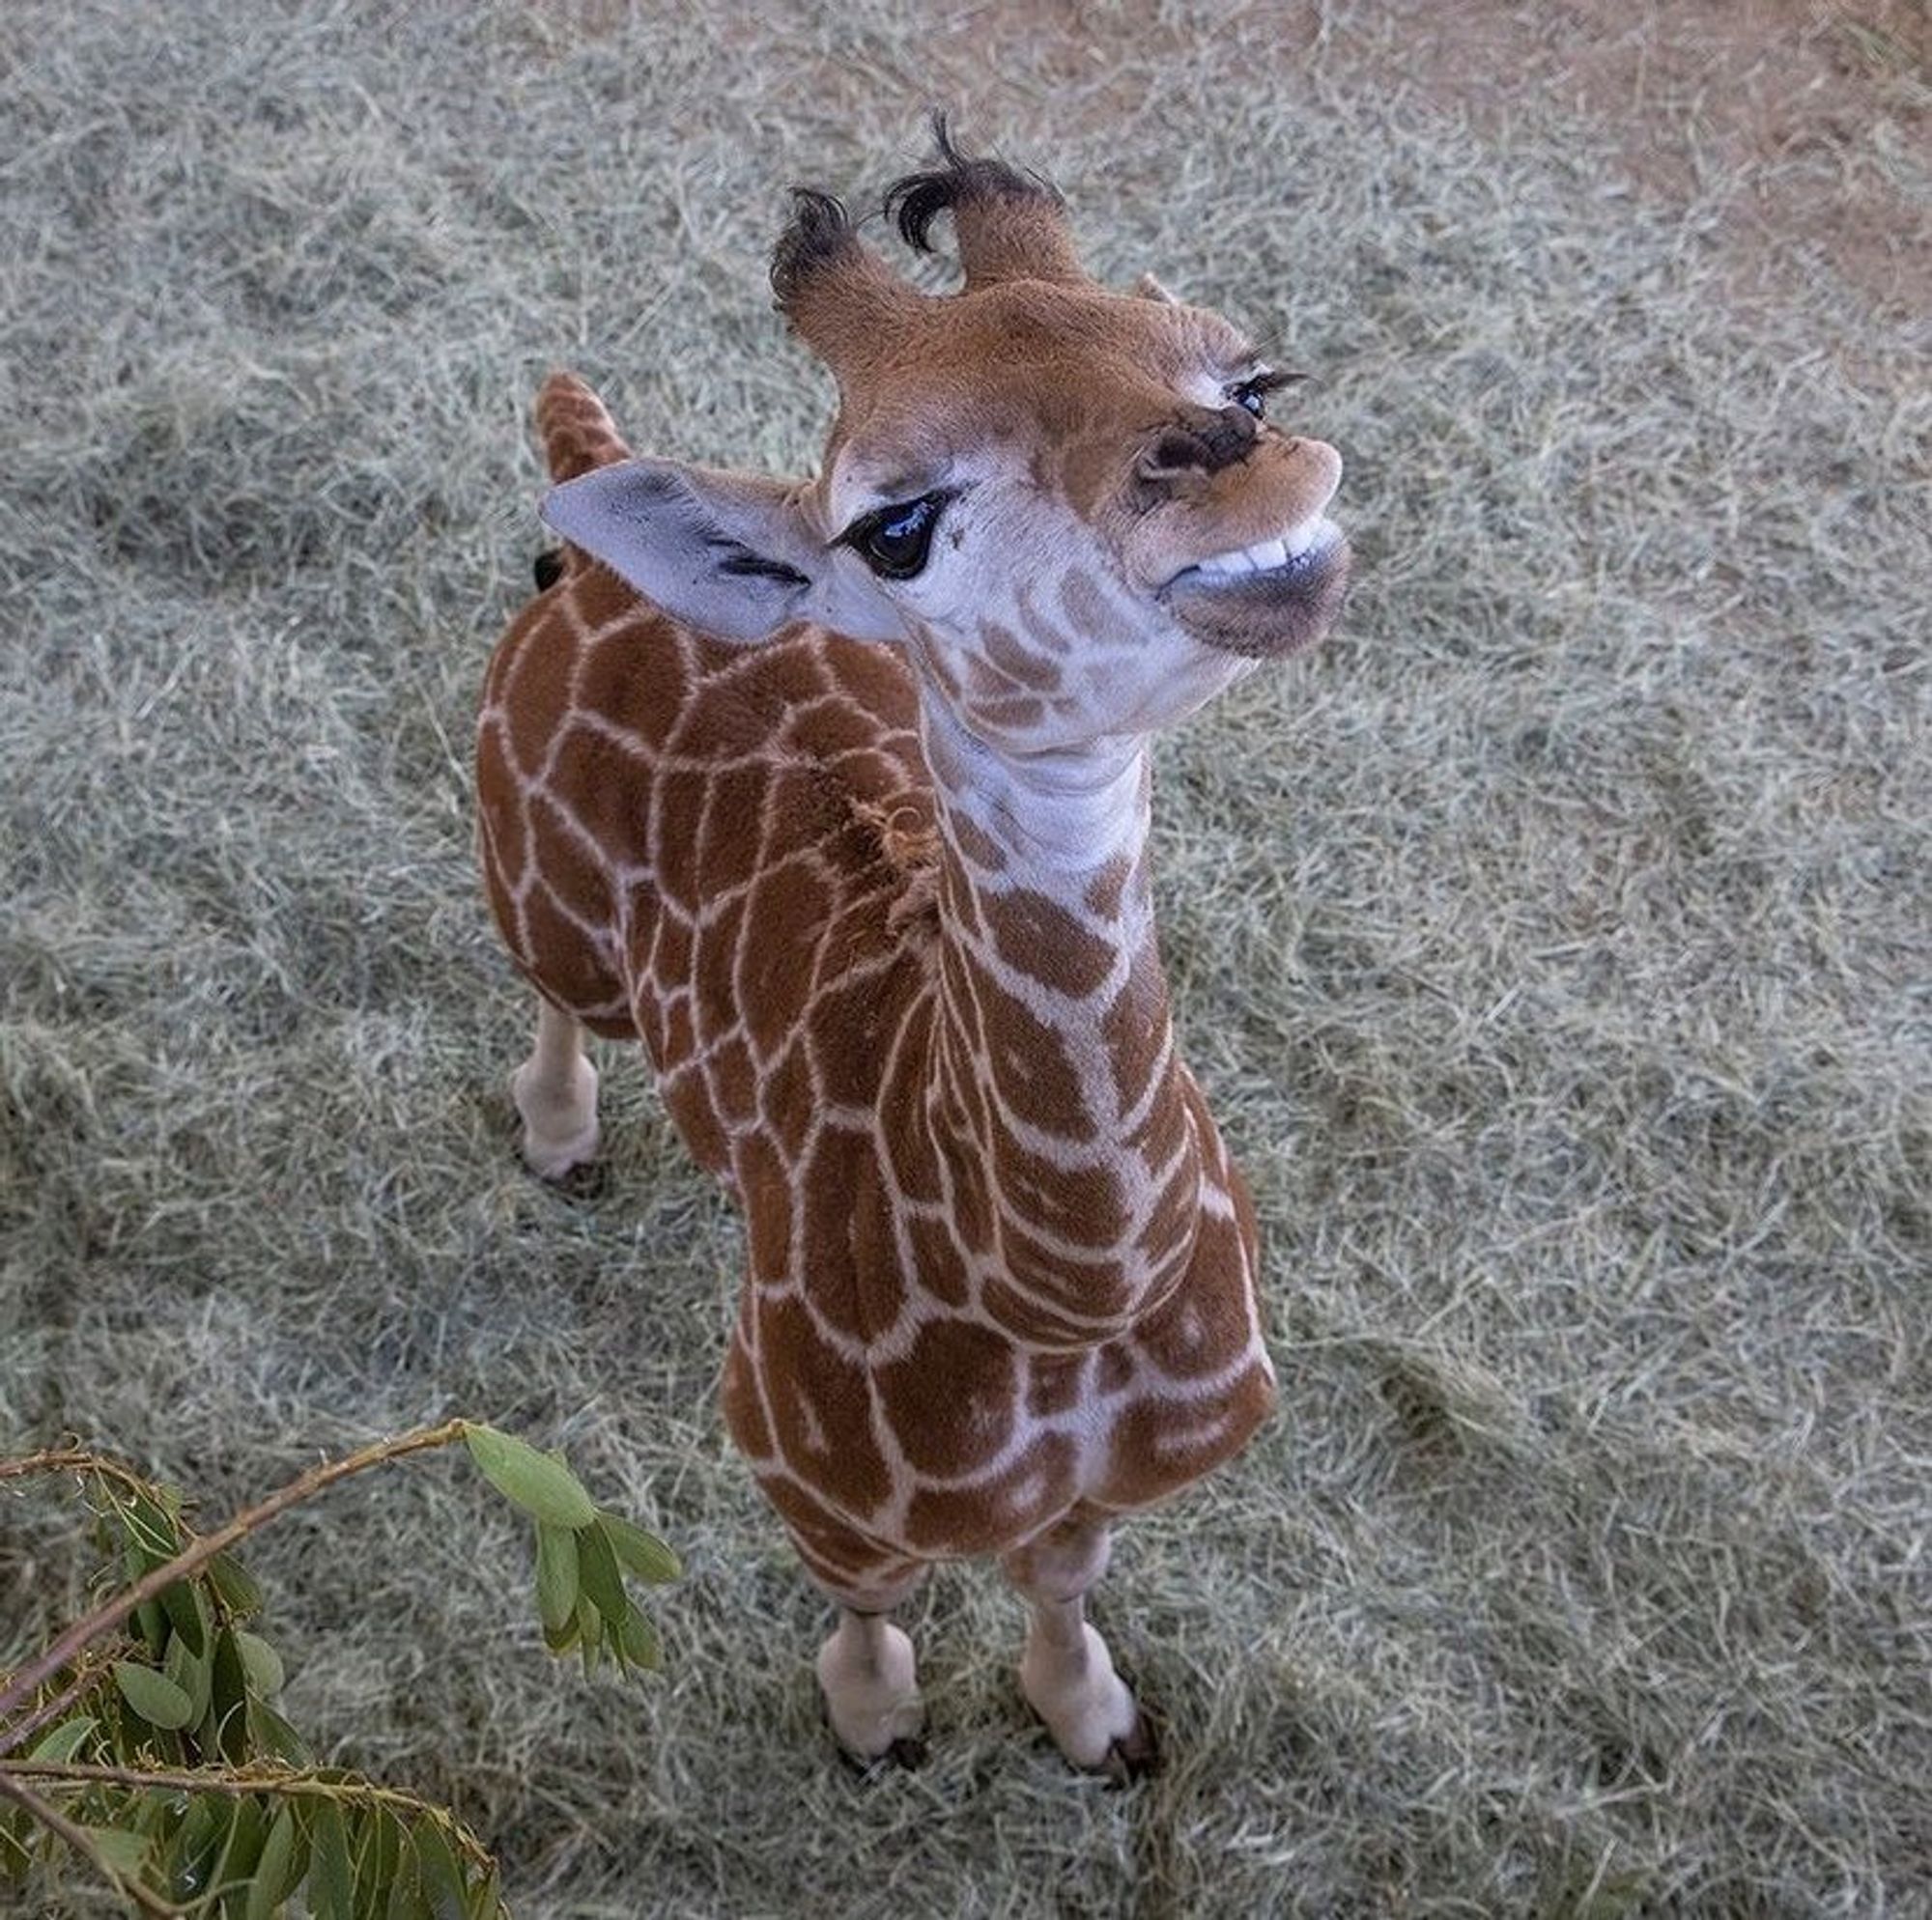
[1194,526,1316,578]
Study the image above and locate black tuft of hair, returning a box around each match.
[532,548,565,592]
[769,187,858,308]
[883,111,1063,256]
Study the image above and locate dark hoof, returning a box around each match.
[1100,1711,1158,1786]
[837,1734,927,1781]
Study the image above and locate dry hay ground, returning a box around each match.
[2,1,1927,1915]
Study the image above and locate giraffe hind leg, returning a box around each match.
[510,997,600,1180]
[1002,1513,1155,1780]
[780,1506,930,1767]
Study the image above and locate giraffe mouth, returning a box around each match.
[1161,519,1350,659]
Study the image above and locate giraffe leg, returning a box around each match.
[510,998,600,1179]
[816,1605,926,1768]
[1002,1514,1155,1778]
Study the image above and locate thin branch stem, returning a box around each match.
[0,1422,469,1738]
[0,1655,114,1755]
[0,1767,182,1918]
[1,1758,490,1864]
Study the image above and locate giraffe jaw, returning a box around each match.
[1160,518,1351,660]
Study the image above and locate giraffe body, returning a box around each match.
[476,129,1350,1770]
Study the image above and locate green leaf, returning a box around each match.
[612,1601,662,1673]
[26,1714,98,1763]
[309,1802,355,1920]
[86,1824,151,1880]
[355,1808,404,1920]
[384,1830,428,1920]
[171,1793,231,1902]
[248,1697,311,1765]
[116,1484,184,1567]
[464,1426,595,1528]
[209,1793,268,1915]
[160,1574,210,1657]
[594,1511,680,1585]
[248,1804,298,1920]
[411,1820,469,1920]
[237,1627,287,1699]
[575,1514,628,1627]
[114,1659,196,1731]
[210,1625,252,1765]
[165,1625,213,1728]
[207,1550,265,1619]
[534,1522,580,1635]
[135,1596,170,1657]
[574,1597,604,1674]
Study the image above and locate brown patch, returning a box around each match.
[978,693,1048,734]
[1084,856,1133,921]
[810,973,906,1110]
[1025,1356,1086,1420]
[692,892,748,1035]
[982,619,1064,692]
[651,768,710,913]
[904,1209,972,1308]
[757,1293,893,1511]
[696,761,774,899]
[947,811,1009,875]
[1095,1367,1273,1511]
[528,790,612,928]
[981,1264,1131,1347]
[879,1320,1016,1476]
[643,904,693,989]
[902,1432,1077,1556]
[1134,1225,1256,1380]
[738,860,833,1058]
[988,1108,1129,1245]
[1101,940,1170,1114]
[737,1131,796,1285]
[1136,1155,1204,1273]
[879,998,945,1204]
[1097,1342,1136,1395]
[520,883,613,1010]
[1056,567,1118,642]
[978,965,1095,1142]
[502,628,577,776]
[799,1124,907,1342]
[759,1036,819,1162]
[985,887,1118,998]
[707,1031,759,1127]
[720,1331,770,1458]
[661,1062,727,1176]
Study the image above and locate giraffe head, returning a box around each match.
[545,126,1350,755]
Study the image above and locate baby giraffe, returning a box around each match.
[476,126,1350,1775]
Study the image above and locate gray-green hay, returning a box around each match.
[3,2,1927,1914]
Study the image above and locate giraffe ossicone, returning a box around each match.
[476,122,1350,1776]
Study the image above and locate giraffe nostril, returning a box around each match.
[1146,428,1212,475]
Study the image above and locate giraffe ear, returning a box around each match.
[540,459,905,644]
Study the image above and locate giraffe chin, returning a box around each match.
[1164,532,1352,662]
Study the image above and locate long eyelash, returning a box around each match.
[1244,367,1309,396]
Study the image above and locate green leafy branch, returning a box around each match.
[0,1423,678,1917]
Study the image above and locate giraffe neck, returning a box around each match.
[914,691,1207,1350]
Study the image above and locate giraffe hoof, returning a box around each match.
[836,1732,927,1780]
[1099,1709,1159,1786]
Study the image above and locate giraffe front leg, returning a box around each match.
[1002,1514,1155,1779]
[510,998,600,1179]
[816,1607,926,1769]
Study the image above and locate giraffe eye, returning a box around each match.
[1227,369,1298,419]
[842,492,949,580]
